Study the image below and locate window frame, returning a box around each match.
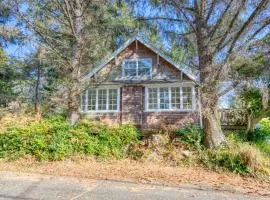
[80,87,120,113]
[145,83,196,112]
[122,58,152,78]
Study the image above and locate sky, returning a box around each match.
[3,0,268,108]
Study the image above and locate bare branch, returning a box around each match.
[205,0,217,24]
[212,0,246,55]
[225,0,268,61]
[208,0,234,41]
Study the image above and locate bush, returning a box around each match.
[259,118,270,136]
[256,142,270,156]
[245,118,270,142]
[173,125,204,150]
[0,116,140,161]
[201,142,269,175]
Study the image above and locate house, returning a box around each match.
[80,36,202,129]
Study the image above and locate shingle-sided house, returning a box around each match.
[80,36,201,129]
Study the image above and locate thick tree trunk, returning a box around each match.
[200,86,226,148]
[67,0,84,125]
[202,106,225,148]
[196,25,226,148]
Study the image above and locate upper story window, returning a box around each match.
[122,58,152,78]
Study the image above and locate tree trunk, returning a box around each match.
[68,87,80,125]
[200,85,226,148]
[67,0,84,125]
[202,106,225,148]
[196,26,226,148]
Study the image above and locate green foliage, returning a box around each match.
[240,88,262,117]
[201,146,249,174]
[260,118,270,136]
[0,47,17,106]
[232,54,268,80]
[0,116,139,161]
[247,128,268,142]
[244,119,269,143]
[173,125,204,150]
[256,142,270,156]
[200,143,268,175]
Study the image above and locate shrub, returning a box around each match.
[0,116,140,161]
[201,142,269,175]
[247,128,268,142]
[173,125,204,150]
[259,118,270,136]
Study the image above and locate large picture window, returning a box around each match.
[80,88,119,112]
[146,85,195,111]
[122,59,152,78]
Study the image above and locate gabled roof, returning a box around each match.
[82,35,199,82]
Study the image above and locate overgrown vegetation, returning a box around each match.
[0,112,269,177]
[130,123,270,177]
[0,115,140,161]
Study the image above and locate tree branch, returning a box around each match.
[208,0,234,41]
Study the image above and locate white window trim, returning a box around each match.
[80,87,120,113]
[144,83,196,112]
[122,58,152,78]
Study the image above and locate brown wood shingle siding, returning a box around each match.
[84,40,199,128]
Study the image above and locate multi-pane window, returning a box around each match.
[108,89,118,110]
[98,89,107,110]
[87,89,96,111]
[159,88,169,109]
[122,59,152,78]
[138,59,151,76]
[123,60,137,77]
[148,88,158,109]
[80,88,119,112]
[182,87,193,109]
[171,87,181,109]
[146,86,194,111]
[80,92,87,111]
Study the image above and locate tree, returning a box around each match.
[14,0,135,124]
[132,0,270,148]
[0,2,21,107]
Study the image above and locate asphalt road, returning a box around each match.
[0,171,266,200]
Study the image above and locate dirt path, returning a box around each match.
[0,157,269,198]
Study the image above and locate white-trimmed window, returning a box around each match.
[171,87,181,109]
[122,58,152,78]
[148,88,158,109]
[182,87,193,109]
[80,88,119,112]
[146,85,195,111]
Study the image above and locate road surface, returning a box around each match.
[0,171,266,200]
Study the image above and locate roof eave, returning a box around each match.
[82,36,199,83]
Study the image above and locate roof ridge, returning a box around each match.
[82,36,199,82]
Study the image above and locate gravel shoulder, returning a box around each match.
[0,157,269,198]
[0,171,268,200]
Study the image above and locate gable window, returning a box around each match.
[122,58,152,78]
[80,88,119,112]
[145,85,195,111]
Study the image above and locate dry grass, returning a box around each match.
[0,156,269,197]
[239,143,270,174]
[0,111,37,132]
